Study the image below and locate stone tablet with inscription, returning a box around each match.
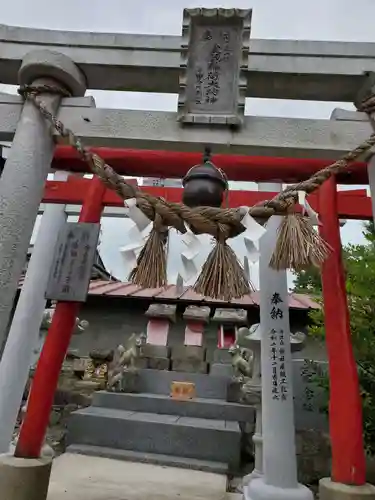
[45,222,100,302]
[178,8,251,126]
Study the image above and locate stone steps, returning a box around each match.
[93,391,254,422]
[66,444,229,475]
[67,406,241,470]
[133,369,230,399]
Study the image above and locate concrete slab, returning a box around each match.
[67,444,229,475]
[47,453,228,500]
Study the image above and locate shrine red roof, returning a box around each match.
[36,279,318,310]
[17,278,319,309]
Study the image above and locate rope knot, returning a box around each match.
[18,84,71,100]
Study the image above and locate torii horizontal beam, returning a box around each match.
[41,177,372,220]
[0,101,372,163]
[0,94,370,179]
[52,146,368,185]
[1,23,375,102]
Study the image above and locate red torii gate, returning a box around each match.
[18,148,368,485]
[51,146,369,185]
[43,176,372,220]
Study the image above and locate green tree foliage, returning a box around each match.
[293,266,322,294]
[295,221,375,454]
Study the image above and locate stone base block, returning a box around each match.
[172,359,208,374]
[0,453,52,500]
[319,478,375,500]
[148,357,170,371]
[245,477,313,500]
[212,308,247,325]
[145,303,176,322]
[172,345,206,361]
[121,371,140,393]
[210,363,233,378]
[74,380,101,391]
[183,305,211,323]
[227,380,243,403]
[142,345,170,359]
[134,357,149,369]
[213,348,233,364]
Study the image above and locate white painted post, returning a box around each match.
[0,171,69,454]
[0,50,86,355]
[245,183,313,500]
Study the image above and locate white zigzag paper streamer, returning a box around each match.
[119,224,147,269]
[178,223,202,283]
[298,191,320,225]
[240,209,265,263]
[124,198,152,232]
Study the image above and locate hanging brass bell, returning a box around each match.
[182,149,228,208]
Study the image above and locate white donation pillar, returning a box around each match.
[245,183,313,500]
[0,171,69,454]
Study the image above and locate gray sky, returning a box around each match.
[1,0,374,284]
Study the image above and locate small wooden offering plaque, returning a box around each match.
[170,381,196,400]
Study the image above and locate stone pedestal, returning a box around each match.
[212,308,248,348]
[0,453,52,500]
[141,344,170,371]
[319,479,375,500]
[211,309,247,349]
[227,379,243,403]
[145,303,176,346]
[183,305,210,346]
[212,308,248,326]
[171,345,207,374]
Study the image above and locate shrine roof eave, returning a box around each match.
[17,279,319,310]
[79,280,320,310]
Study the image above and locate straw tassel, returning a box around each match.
[269,213,331,271]
[128,215,168,288]
[194,238,254,301]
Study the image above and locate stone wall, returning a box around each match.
[68,296,324,361]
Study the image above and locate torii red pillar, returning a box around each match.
[318,177,366,485]
[15,177,106,459]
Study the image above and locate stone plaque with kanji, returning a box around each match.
[178,8,251,126]
[45,222,100,302]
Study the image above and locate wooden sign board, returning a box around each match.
[178,7,252,126]
[170,381,196,400]
[45,222,100,302]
